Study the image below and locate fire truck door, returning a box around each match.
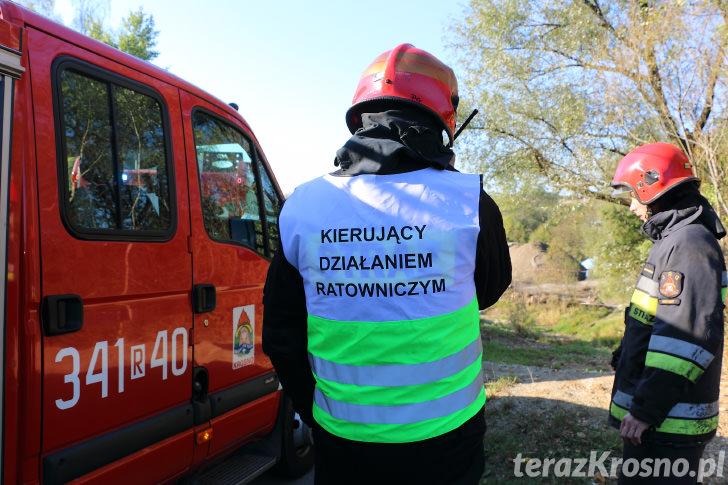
[180,91,282,457]
[30,27,195,484]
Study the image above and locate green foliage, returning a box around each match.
[591,202,650,303]
[505,296,538,338]
[85,7,159,61]
[492,184,559,243]
[455,1,728,293]
[516,197,603,283]
[70,0,108,35]
[500,187,648,301]
[449,0,728,221]
[533,200,596,279]
[23,0,160,61]
[116,8,159,61]
[84,16,114,46]
[483,298,623,352]
[15,0,62,21]
[544,304,624,347]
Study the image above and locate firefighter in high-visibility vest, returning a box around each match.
[609,142,726,484]
[262,44,511,484]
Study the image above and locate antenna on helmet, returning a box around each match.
[452,109,478,142]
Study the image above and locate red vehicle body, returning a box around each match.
[0,2,312,483]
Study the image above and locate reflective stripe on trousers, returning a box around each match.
[610,390,719,436]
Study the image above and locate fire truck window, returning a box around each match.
[58,68,172,235]
[192,111,265,253]
[60,70,116,229]
[115,86,171,230]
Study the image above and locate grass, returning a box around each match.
[479,299,621,371]
[481,400,622,484]
[485,376,518,400]
[540,304,624,347]
[481,335,609,369]
[483,296,624,348]
[478,295,624,483]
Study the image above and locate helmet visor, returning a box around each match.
[610,183,633,200]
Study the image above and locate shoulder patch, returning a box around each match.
[641,263,655,278]
[659,271,684,298]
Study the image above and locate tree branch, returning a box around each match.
[694,37,727,133]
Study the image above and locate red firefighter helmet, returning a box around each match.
[610,142,698,204]
[346,43,459,144]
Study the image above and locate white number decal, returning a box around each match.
[55,347,81,410]
[151,330,168,380]
[54,327,188,410]
[171,327,188,377]
[86,341,109,398]
[115,338,124,393]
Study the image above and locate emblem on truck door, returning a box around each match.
[232,305,255,369]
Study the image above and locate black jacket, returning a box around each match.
[609,192,726,445]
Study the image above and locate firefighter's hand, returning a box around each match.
[620,413,649,446]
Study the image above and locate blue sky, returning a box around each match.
[54,0,471,194]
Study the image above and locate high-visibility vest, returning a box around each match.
[280,168,485,443]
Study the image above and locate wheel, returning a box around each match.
[273,395,315,477]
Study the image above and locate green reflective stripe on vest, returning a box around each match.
[314,355,482,406]
[645,351,704,382]
[308,297,483,442]
[308,297,480,366]
[722,271,726,302]
[629,289,657,326]
[313,386,486,443]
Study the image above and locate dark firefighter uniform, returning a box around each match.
[610,192,727,449]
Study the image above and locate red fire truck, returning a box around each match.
[0,1,313,483]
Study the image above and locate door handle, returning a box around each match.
[42,294,83,336]
[192,284,216,314]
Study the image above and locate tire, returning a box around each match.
[273,395,315,477]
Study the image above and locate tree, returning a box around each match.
[591,200,651,302]
[80,3,159,62]
[115,8,159,61]
[19,0,160,62]
[70,0,109,35]
[449,1,728,221]
[15,0,61,21]
[492,183,559,243]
